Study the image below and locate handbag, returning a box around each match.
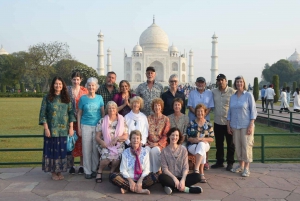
[67,131,78,152]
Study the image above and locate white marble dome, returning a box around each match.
[0,45,9,55]
[133,43,142,52]
[288,49,300,62]
[139,22,169,51]
[169,44,178,52]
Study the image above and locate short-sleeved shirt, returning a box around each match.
[212,86,235,125]
[96,84,118,106]
[227,91,257,129]
[161,90,186,116]
[187,89,214,121]
[78,94,104,126]
[135,81,163,116]
[186,120,214,147]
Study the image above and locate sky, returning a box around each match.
[1,0,300,85]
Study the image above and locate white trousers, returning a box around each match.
[145,146,161,173]
[188,142,210,164]
[81,124,99,175]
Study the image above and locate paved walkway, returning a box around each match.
[1,163,300,201]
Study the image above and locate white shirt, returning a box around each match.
[264,88,276,99]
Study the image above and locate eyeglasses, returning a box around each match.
[134,120,137,126]
[169,80,178,83]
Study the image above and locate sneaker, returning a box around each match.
[226,164,233,171]
[204,162,210,170]
[231,165,244,173]
[91,171,97,178]
[85,174,92,179]
[78,167,84,175]
[164,186,172,195]
[211,163,224,169]
[189,186,203,194]
[69,167,75,175]
[242,169,250,177]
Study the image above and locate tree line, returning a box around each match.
[0,41,105,93]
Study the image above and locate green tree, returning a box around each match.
[293,81,297,93]
[228,80,232,87]
[20,83,25,92]
[253,77,259,101]
[36,84,41,93]
[1,84,6,93]
[15,83,20,91]
[283,82,287,88]
[273,75,279,103]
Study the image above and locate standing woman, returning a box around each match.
[286,86,291,107]
[77,77,105,179]
[293,88,300,112]
[113,80,136,116]
[159,128,203,195]
[279,88,290,113]
[227,76,257,177]
[146,98,170,174]
[39,76,76,180]
[67,72,88,174]
[168,98,189,146]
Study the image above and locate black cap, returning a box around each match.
[146,66,155,72]
[196,77,206,82]
[216,74,226,80]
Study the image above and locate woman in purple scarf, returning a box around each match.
[110,130,158,195]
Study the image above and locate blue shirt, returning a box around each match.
[227,91,257,129]
[261,88,266,98]
[78,94,104,126]
[187,89,214,121]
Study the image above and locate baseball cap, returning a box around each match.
[146,66,155,72]
[216,74,226,80]
[196,77,206,82]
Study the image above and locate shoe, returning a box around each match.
[78,167,84,175]
[226,164,233,171]
[69,167,75,175]
[85,174,92,179]
[242,169,250,177]
[231,165,244,173]
[164,186,172,195]
[204,162,210,170]
[91,171,97,178]
[211,163,224,169]
[189,186,203,194]
[95,173,102,183]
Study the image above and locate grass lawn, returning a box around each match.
[0,98,299,167]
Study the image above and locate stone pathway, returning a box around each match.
[1,163,300,200]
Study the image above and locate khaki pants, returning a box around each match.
[232,128,254,163]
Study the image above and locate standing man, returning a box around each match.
[264,84,276,114]
[96,71,118,106]
[136,66,163,116]
[161,74,186,116]
[261,85,267,112]
[187,77,214,121]
[211,74,236,171]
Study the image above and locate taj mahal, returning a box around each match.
[96,17,219,87]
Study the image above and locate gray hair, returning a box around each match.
[85,77,100,90]
[169,74,178,82]
[105,101,118,113]
[129,96,144,109]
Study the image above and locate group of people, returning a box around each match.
[39,66,257,195]
[261,85,300,113]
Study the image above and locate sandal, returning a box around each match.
[51,173,59,181]
[194,169,200,173]
[57,172,64,180]
[200,174,207,183]
[95,173,102,183]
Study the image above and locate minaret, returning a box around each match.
[97,31,105,75]
[189,49,194,83]
[210,33,219,84]
[107,48,112,72]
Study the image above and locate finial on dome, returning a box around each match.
[153,15,155,24]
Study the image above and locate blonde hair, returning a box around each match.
[233,76,248,91]
[129,96,144,109]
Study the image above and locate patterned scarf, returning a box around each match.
[130,145,142,180]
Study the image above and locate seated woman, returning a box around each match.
[95,101,128,183]
[168,98,189,146]
[110,130,158,195]
[112,80,136,116]
[124,96,149,148]
[186,104,214,183]
[159,127,203,195]
[146,98,170,173]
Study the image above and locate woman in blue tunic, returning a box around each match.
[39,76,76,180]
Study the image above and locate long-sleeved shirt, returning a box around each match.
[161,90,186,116]
[120,147,150,181]
[161,145,189,178]
[227,91,257,129]
[264,88,275,99]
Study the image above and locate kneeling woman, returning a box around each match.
[159,127,203,195]
[186,104,214,183]
[110,130,158,195]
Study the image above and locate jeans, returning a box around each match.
[265,99,274,113]
[261,97,266,111]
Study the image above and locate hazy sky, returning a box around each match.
[1,0,300,85]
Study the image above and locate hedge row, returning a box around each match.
[0,92,45,98]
